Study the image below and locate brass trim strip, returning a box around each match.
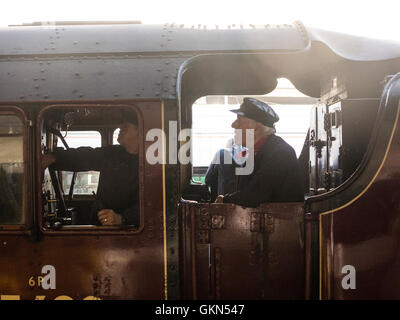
[162,101,168,300]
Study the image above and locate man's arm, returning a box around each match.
[120,201,140,226]
[48,147,106,172]
[97,195,139,227]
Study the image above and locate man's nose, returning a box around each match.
[231,119,238,129]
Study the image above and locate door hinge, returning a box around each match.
[196,209,226,244]
[250,212,274,233]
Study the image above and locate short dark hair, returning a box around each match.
[121,109,138,125]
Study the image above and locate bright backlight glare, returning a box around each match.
[1,0,400,42]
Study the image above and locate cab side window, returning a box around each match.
[0,115,25,224]
[41,107,141,230]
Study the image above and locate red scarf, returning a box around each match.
[241,135,268,157]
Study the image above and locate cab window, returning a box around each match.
[0,114,25,224]
[40,106,141,230]
[190,79,315,192]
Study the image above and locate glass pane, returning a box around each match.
[57,131,101,195]
[113,128,120,145]
[0,115,25,224]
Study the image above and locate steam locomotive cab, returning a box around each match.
[0,22,400,300]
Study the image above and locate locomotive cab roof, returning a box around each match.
[0,21,400,103]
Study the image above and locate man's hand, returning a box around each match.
[98,209,123,225]
[215,195,224,203]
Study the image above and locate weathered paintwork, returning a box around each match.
[179,202,304,299]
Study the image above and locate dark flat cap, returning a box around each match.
[121,109,138,125]
[230,97,279,127]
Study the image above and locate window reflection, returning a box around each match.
[0,115,25,224]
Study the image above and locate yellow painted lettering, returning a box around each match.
[83,296,101,300]
[28,276,35,286]
[1,295,20,300]
[38,276,43,286]
[54,295,73,300]
[35,296,46,300]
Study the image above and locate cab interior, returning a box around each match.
[40,106,138,228]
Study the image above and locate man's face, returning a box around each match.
[231,115,257,147]
[117,122,139,153]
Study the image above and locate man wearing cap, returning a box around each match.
[41,110,140,226]
[215,98,303,207]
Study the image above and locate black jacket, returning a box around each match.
[223,135,304,207]
[53,145,139,226]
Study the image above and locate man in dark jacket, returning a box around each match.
[205,140,247,202]
[42,112,139,226]
[216,98,304,207]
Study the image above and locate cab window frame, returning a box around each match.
[37,104,145,235]
[0,106,32,233]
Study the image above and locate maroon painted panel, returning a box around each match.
[320,103,400,299]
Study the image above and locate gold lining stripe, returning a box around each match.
[161,101,168,300]
[319,102,400,299]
